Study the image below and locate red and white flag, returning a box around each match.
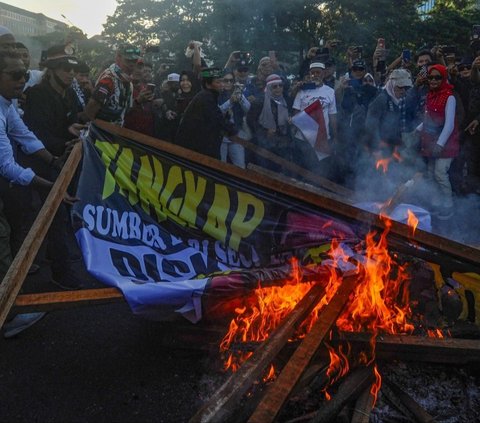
[291,100,331,159]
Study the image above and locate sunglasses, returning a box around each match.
[427,75,443,81]
[223,78,234,83]
[2,70,28,81]
[352,67,365,71]
[271,84,283,89]
[458,65,472,71]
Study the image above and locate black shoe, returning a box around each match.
[51,273,84,290]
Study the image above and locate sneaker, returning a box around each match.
[3,312,47,338]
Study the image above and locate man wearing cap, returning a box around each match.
[155,72,180,141]
[71,60,93,113]
[23,45,91,291]
[23,45,82,158]
[82,44,140,126]
[0,25,15,53]
[293,60,338,152]
[176,67,239,158]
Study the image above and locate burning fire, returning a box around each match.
[376,158,391,173]
[407,209,419,235]
[375,147,403,173]
[220,217,415,405]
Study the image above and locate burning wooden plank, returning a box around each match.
[247,275,358,423]
[189,281,327,423]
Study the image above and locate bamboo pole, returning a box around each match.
[0,142,83,327]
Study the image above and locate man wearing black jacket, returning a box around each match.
[176,68,240,159]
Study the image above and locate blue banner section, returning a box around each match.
[72,123,359,321]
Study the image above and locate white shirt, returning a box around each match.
[293,84,337,139]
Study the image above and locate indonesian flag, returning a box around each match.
[292,100,330,160]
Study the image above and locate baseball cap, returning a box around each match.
[118,44,141,60]
[389,69,413,87]
[167,73,180,82]
[351,59,366,70]
[40,45,78,68]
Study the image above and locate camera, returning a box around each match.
[233,82,244,101]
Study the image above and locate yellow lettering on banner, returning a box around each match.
[137,155,167,221]
[203,184,229,244]
[230,192,265,250]
[178,171,207,226]
[95,141,120,200]
[114,148,138,205]
[159,165,185,226]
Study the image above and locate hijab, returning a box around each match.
[258,75,289,131]
[426,64,453,112]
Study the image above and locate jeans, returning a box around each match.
[427,157,454,209]
[220,139,246,169]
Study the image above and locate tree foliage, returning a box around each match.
[96,0,480,71]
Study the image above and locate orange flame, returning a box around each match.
[263,364,276,383]
[322,342,350,400]
[220,217,414,402]
[407,209,419,235]
[371,364,382,405]
[427,329,445,338]
[376,158,391,173]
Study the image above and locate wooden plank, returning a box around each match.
[351,385,376,423]
[248,276,358,423]
[335,332,480,364]
[13,288,124,312]
[189,282,326,423]
[94,120,480,273]
[0,142,82,327]
[247,164,350,204]
[234,138,353,197]
[383,377,437,423]
[310,365,375,423]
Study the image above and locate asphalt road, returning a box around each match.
[0,285,221,423]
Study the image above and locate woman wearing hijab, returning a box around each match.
[365,69,413,153]
[417,64,459,220]
[247,74,291,171]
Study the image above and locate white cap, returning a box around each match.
[310,62,326,70]
[167,73,180,82]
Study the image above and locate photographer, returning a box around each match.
[218,70,250,168]
[124,61,156,136]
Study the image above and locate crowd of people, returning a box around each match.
[1,22,480,335]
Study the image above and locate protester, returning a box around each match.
[292,60,337,175]
[246,74,292,171]
[365,69,412,153]
[71,60,93,114]
[418,64,459,220]
[218,70,250,168]
[81,44,140,125]
[124,61,156,136]
[0,50,75,337]
[176,68,240,158]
